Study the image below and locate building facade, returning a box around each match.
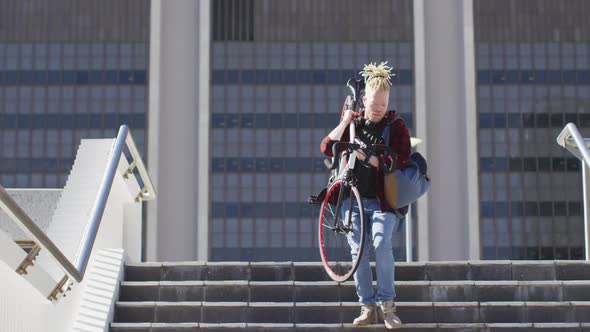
[0,0,150,189]
[474,0,590,260]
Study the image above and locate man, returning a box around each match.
[320,62,409,329]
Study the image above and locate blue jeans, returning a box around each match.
[343,198,396,304]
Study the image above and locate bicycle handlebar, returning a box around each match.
[324,142,394,170]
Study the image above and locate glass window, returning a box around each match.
[44,129,59,158]
[31,130,44,158]
[547,43,560,69]
[517,42,530,66]
[15,174,29,187]
[533,44,547,69]
[15,131,29,158]
[254,219,269,247]
[575,43,589,68]
[2,130,16,158]
[104,43,118,69]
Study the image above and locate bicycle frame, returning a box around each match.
[331,121,359,234]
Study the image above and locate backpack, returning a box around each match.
[381,115,430,217]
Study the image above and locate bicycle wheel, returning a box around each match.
[318,179,365,282]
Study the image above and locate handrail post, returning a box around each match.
[584,161,590,261]
[405,204,413,262]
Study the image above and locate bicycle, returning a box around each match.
[310,78,393,282]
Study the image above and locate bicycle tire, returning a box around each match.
[318,179,365,282]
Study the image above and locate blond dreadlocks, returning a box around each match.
[359,61,394,92]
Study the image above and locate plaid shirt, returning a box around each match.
[320,110,411,212]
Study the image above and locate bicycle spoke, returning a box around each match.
[326,203,336,219]
[322,223,335,230]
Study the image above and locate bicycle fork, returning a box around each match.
[332,185,354,235]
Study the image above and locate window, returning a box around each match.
[212,0,254,41]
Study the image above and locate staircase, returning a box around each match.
[111,261,590,331]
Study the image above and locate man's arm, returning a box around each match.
[320,110,356,157]
[356,147,380,168]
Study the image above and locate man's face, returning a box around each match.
[363,89,389,123]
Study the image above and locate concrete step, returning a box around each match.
[123,261,590,282]
[113,261,590,331]
[113,301,590,325]
[110,322,590,332]
[118,280,590,303]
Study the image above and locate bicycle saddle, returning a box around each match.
[346,78,365,111]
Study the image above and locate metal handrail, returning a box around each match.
[557,123,590,260]
[0,185,82,280]
[0,125,156,285]
[557,123,590,163]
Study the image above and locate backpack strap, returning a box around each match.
[382,112,410,219]
[382,122,391,146]
[381,111,402,154]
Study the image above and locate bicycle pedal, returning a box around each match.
[308,195,321,205]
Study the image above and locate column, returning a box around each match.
[413,0,480,260]
[147,0,210,261]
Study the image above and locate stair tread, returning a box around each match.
[120,279,590,286]
[126,260,590,266]
[110,322,584,327]
[115,300,590,306]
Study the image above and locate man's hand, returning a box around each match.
[356,149,379,168]
[326,109,359,145]
[342,109,359,125]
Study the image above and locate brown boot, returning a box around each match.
[352,303,378,325]
[378,300,402,329]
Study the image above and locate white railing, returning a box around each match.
[557,123,590,260]
[0,125,156,296]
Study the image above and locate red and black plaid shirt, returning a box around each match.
[320,110,411,212]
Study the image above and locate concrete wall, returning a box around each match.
[0,189,61,240]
